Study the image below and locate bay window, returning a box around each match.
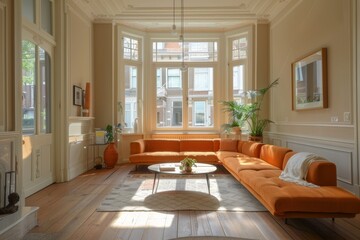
[153,41,216,130]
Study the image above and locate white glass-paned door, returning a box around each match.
[22,40,36,135]
[39,47,51,133]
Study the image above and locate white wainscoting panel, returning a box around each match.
[266,132,357,194]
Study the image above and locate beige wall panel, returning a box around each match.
[270,0,353,140]
[93,23,114,129]
[0,6,5,131]
[256,24,270,118]
[68,9,92,116]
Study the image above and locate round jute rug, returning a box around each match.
[170,236,256,240]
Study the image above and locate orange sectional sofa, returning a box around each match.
[129,138,360,219]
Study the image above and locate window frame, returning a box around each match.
[227,32,252,101]
[22,30,54,135]
[118,32,143,133]
[153,61,217,131]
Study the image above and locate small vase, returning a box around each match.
[104,142,118,168]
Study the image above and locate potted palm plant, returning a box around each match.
[220,100,248,135]
[103,124,119,168]
[246,79,279,142]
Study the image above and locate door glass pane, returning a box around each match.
[188,67,213,127]
[156,67,183,127]
[233,65,245,103]
[23,0,36,24]
[22,40,36,135]
[39,47,51,133]
[41,0,53,35]
[124,65,137,131]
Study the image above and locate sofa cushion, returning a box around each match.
[180,139,216,152]
[241,141,264,158]
[180,152,219,163]
[216,151,241,162]
[130,139,145,154]
[219,139,238,152]
[144,139,180,152]
[213,138,221,152]
[259,145,292,170]
[129,152,181,163]
[222,155,279,173]
[237,141,244,153]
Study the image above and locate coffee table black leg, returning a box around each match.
[155,173,160,193]
[206,173,211,194]
[152,173,158,194]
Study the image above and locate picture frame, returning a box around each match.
[73,85,83,106]
[292,48,328,110]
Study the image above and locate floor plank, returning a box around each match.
[17,163,360,240]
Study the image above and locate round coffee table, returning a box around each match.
[148,163,217,194]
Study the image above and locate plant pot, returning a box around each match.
[104,142,118,168]
[232,127,241,135]
[184,166,192,172]
[248,135,263,142]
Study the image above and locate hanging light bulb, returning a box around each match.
[171,0,177,36]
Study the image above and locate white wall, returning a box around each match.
[65,3,95,180]
[67,3,93,117]
[268,0,358,194]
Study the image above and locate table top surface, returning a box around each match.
[148,163,217,175]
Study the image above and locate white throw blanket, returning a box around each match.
[279,152,326,187]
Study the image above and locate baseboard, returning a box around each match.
[24,178,54,197]
[0,206,38,239]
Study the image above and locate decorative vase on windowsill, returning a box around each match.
[104,124,118,168]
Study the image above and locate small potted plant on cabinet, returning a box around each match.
[103,124,119,168]
[180,157,197,173]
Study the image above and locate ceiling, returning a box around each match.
[71,0,299,32]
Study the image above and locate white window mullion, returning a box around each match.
[183,69,188,130]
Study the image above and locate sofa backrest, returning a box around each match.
[144,139,180,152]
[219,139,238,152]
[180,139,218,152]
[241,141,264,157]
[260,144,292,169]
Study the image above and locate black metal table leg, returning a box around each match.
[206,173,211,194]
[152,173,158,194]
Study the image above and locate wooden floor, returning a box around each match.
[15,164,360,239]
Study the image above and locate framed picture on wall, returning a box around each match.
[73,85,83,106]
[292,48,328,110]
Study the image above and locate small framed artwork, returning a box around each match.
[73,85,83,106]
[292,48,328,110]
